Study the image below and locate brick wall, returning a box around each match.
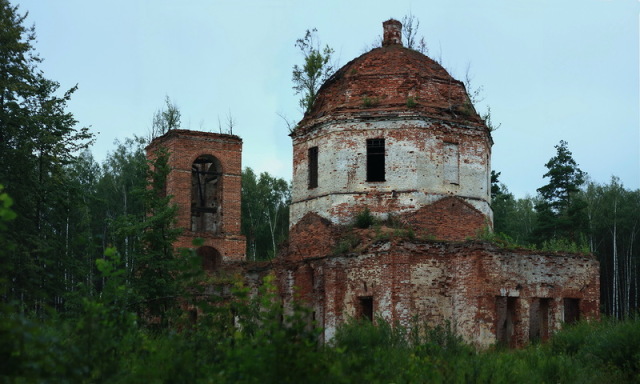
[287,212,337,261]
[403,196,489,241]
[288,195,489,260]
[271,238,600,347]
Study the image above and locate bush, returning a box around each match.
[362,96,379,108]
[333,232,361,255]
[551,317,640,381]
[3,241,640,384]
[354,207,375,229]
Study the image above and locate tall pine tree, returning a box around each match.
[532,140,587,246]
[130,147,182,329]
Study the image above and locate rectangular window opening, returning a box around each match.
[308,146,318,189]
[366,138,385,182]
[564,298,580,325]
[359,296,373,322]
[529,298,551,342]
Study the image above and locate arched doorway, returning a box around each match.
[197,246,222,272]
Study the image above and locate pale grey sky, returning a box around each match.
[18,0,640,197]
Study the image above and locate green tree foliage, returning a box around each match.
[0,184,16,297]
[490,171,538,245]
[128,147,183,328]
[533,140,587,245]
[84,108,183,326]
[97,137,148,266]
[49,151,103,312]
[63,139,185,326]
[292,28,335,114]
[66,247,140,382]
[0,0,94,312]
[509,196,539,245]
[490,171,513,234]
[150,95,181,140]
[401,12,428,54]
[241,168,290,260]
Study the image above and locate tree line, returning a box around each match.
[492,141,640,318]
[0,0,289,319]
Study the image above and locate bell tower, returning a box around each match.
[146,129,246,267]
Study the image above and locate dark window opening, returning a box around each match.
[367,138,385,182]
[308,146,318,189]
[564,298,580,324]
[189,309,198,324]
[358,296,374,321]
[310,269,315,289]
[191,155,222,233]
[529,298,551,342]
[496,296,518,348]
[197,246,222,272]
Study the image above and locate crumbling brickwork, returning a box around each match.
[278,19,599,348]
[156,19,599,349]
[146,129,246,262]
[403,196,489,241]
[274,234,600,347]
[289,20,492,233]
[287,212,337,261]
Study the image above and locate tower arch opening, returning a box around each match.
[191,154,222,233]
[197,246,222,272]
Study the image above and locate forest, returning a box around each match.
[1,1,639,382]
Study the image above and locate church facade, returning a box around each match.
[147,20,599,348]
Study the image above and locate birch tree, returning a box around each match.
[292,29,335,114]
[241,168,290,260]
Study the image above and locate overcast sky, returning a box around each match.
[17,0,639,197]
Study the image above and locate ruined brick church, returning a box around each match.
[147,19,599,347]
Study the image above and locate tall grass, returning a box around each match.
[2,276,640,383]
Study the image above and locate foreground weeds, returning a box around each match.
[2,266,639,384]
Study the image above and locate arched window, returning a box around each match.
[197,246,222,272]
[191,155,222,233]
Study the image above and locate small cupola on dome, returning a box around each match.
[382,19,402,46]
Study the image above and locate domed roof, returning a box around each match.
[296,22,484,133]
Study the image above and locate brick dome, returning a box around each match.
[289,19,493,233]
[297,44,483,133]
